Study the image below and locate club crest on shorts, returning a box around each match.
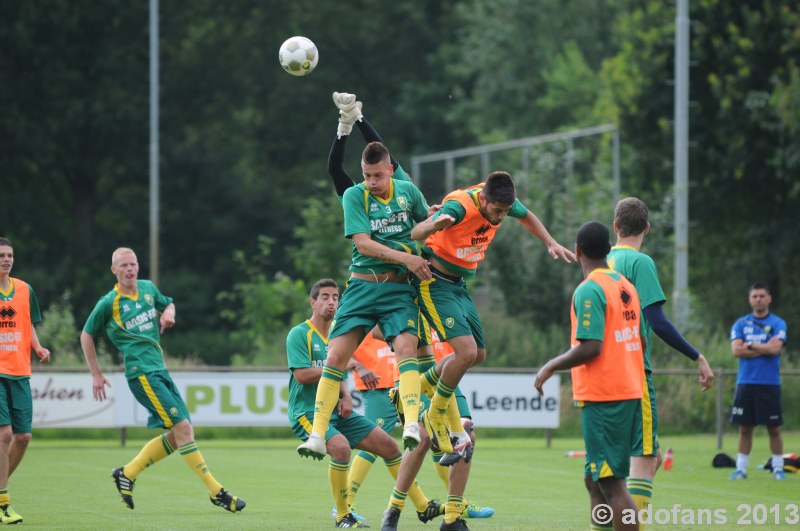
[445,317,455,328]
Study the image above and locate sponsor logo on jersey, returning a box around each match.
[0,307,16,329]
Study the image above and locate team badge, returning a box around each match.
[145,294,154,305]
[169,407,179,417]
[377,418,384,427]
[445,317,455,328]
[397,196,408,210]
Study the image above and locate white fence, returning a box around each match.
[31,370,560,429]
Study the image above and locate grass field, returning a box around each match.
[9,431,799,529]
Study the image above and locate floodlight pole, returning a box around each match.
[673,0,690,329]
[149,0,160,285]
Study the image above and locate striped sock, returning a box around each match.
[124,433,174,480]
[329,459,350,521]
[444,495,465,523]
[388,488,408,511]
[627,477,653,529]
[178,441,222,496]
[347,452,376,507]
[397,358,420,426]
[312,365,344,438]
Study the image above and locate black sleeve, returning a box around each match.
[327,134,355,197]
[643,303,701,361]
[356,117,400,170]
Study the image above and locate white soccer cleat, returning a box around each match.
[297,432,326,460]
[402,422,421,450]
[439,432,473,466]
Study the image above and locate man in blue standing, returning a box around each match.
[728,282,787,480]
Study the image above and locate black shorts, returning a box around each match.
[729,384,782,426]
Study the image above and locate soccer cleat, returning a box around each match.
[462,503,494,518]
[417,499,444,523]
[439,434,473,467]
[402,422,421,451]
[774,469,787,480]
[388,387,405,426]
[440,517,470,530]
[729,469,748,480]
[210,488,246,512]
[332,506,367,522]
[112,466,135,509]
[297,432,326,460]
[381,508,401,531]
[423,411,453,454]
[0,505,22,525]
[336,512,370,528]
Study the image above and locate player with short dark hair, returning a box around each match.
[535,221,643,531]
[728,282,787,480]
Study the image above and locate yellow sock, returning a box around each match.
[430,379,455,421]
[347,452,376,507]
[397,358,420,426]
[330,459,350,520]
[382,454,427,512]
[388,488,408,511]
[178,441,222,496]
[420,367,439,399]
[627,477,653,530]
[313,366,345,438]
[0,489,9,506]
[444,394,462,432]
[444,495,465,523]
[433,457,450,489]
[124,433,174,480]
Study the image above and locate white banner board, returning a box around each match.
[32,371,559,429]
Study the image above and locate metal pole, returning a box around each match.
[149,0,160,285]
[612,128,621,203]
[673,0,690,329]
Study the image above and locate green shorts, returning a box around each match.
[292,410,377,448]
[581,399,640,481]
[631,372,659,457]
[330,279,419,343]
[416,276,485,349]
[0,376,32,434]
[362,388,400,433]
[128,370,191,429]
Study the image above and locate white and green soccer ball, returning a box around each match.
[278,36,318,77]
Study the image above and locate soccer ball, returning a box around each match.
[278,36,318,77]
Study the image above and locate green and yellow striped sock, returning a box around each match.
[178,441,222,496]
[329,459,350,521]
[397,358,420,426]
[347,451,376,507]
[627,477,653,529]
[124,433,174,480]
[312,365,344,438]
[444,495,465,524]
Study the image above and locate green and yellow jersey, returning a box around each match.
[286,319,329,421]
[342,178,429,275]
[607,245,666,372]
[82,280,173,379]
